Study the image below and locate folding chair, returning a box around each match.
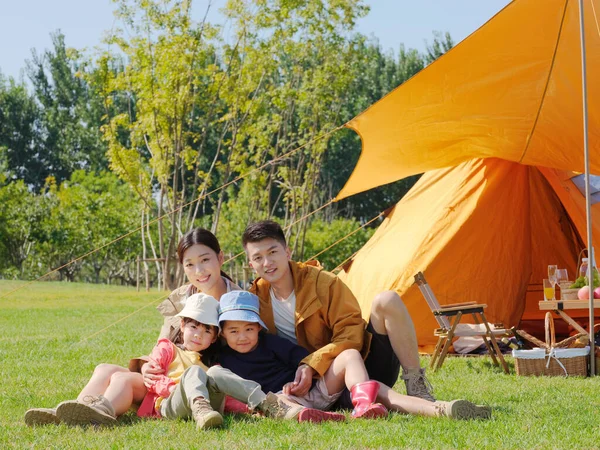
[413,271,510,373]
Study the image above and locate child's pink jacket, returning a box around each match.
[137,339,177,418]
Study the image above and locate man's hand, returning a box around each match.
[288,364,315,396]
[141,360,163,388]
[282,382,294,396]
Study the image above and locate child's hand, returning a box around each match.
[142,360,163,388]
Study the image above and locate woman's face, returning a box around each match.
[182,244,224,294]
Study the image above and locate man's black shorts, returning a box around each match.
[333,320,401,409]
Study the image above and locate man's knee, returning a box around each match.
[371,291,405,316]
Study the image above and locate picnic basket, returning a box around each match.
[512,313,589,377]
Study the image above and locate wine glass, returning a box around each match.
[548,265,558,288]
[555,268,568,285]
[556,268,569,298]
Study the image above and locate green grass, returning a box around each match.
[1,280,599,449]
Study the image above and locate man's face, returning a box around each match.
[245,238,291,285]
[221,321,260,353]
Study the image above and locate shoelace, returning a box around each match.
[407,371,435,397]
[192,399,214,415]
[82,395,103,407]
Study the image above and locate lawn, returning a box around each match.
[1,280,599,449]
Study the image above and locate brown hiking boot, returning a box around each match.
[24,407,61,426]
[434,400,491,420]
[402,368,435,402]
[191,397,223,430]
[257,393,303,420]
[56,395,117,426]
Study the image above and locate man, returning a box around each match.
[243,220,435,405]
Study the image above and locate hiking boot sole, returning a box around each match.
[297,408,346,423]
[56,401,117,426]
[261,393,304,420]
[25,408,60,426]
[196,411,224,430]
[450,400,491,420]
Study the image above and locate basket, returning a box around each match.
[513,347,589,376]
[512,313,589,377]
[560,287,579,300]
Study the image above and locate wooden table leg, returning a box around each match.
[556,310,588,335]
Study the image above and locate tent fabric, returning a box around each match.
[335,0,600,201]
[339,158,594,350]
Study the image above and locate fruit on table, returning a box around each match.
[570,267,600,289]
[577,286,600,299]
[578,286,590,300]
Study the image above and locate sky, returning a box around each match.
[0,0,512,82]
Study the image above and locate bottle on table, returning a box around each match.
[580,257,589,279]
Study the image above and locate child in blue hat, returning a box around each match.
[218,290,386,421]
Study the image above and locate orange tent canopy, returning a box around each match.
[336,0,600,201]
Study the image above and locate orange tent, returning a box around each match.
[336,0,600,349]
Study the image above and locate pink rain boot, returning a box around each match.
[223,395,250,415]
[350,381,388,419]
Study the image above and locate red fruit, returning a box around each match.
[578,286,590,300]
[594,287,600,299]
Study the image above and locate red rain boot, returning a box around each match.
[350,381,388,419]
[223,396,250,415]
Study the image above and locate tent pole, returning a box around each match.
[578,0,595,376]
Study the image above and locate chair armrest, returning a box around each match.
[433,304,487,316]
[443,301,479,308]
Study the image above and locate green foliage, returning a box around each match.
[2,280,600,449]
[301,218,375,270]
[0,76,41,185]
[34,171,141,283]
[0,180,47,277]
[26,32,108,189]
[570,267,600,289]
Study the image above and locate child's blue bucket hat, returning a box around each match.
[218,291,268,330]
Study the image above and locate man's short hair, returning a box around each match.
[242,220,287,248]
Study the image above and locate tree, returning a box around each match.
[0,75,41,186]
[0,180,47,278]
[26,32,108,189]
[302,218,374,271]
[36,171,141,283]
[98,0,226,290]
[215,0,370,259]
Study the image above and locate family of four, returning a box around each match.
[25,221,490,429]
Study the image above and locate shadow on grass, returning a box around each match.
[465,357,515,374]
[117,410,268,428]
